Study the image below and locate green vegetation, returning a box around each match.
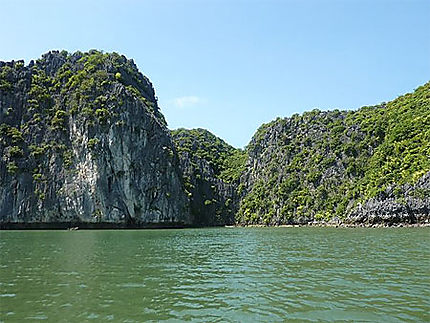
[29,144,48,158]
[1,50,428,226]
[171,128,246,180]
[171,128,247,225]
[0,50,164,187]
[8,146,23,158]
[219,150,247,183]
[361,83,430,195]
[0,65,13,91]
[0,124,24,144]
[50,110,68,130]
[6,161,18,174]
[88,138,100,150]
[32,173,43,182]
[237,82,430,225]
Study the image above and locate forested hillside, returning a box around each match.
[237,82,430,224]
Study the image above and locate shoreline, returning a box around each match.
[1,221,429,230]
[231,222,430,228]
[0,221,193,230]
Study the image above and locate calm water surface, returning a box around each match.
[1,227,429,322]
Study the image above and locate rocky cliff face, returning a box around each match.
[236,83,430,225]
[0,50,190,228]
[347,172,430,225]
[237,109,373,224]
[1,50,429,228]
[171,128,243,225]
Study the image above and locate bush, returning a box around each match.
[88,138,100,150]
[95,108,110,123]
[6,162,18,174]
[8,146,24,158]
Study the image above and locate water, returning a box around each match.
[0,227,429,322]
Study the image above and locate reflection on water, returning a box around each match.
[1,227,429,322]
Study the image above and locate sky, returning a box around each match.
[1,0,429,148]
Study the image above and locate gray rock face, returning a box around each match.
[1,51,429,228]
[0,50,190,228]
[347,172,430,225]
[177,151,237,226]
[235,103,430,225]
[236,110,374,225]
[171,128,239,226]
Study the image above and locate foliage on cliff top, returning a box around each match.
[1,49,165,126]
[171,128,247,183]
[0,50,167,182]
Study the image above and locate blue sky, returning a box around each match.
[1,0,429,148]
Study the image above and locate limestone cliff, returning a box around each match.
[1,50,429,228]
[237,83,430,225]
[347,172,430,225]
[171,128,244,225]
[0,50,190,228]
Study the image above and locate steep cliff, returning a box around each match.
[171,128,245,225]
[1,50,429,228]
[237,82,430,225]
[0,50,190,228]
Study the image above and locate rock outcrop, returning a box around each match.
[1,50,429,228]
[171,128,243,225]
[236,82,430,225]
[347,172,430,225]
[1,50,190,228]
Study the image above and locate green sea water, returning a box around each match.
[1,227,429,322]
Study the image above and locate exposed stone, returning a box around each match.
[347,172,430,225]
[0,51,190,228]
[1,51,429,228]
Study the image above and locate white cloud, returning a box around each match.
[171,96,205,108]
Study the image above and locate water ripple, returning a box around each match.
[0,227,429,322]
